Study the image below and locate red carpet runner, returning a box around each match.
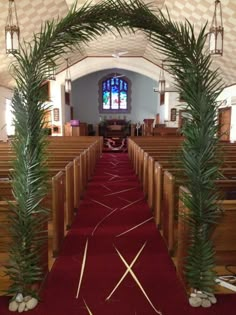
[0,153,235,314]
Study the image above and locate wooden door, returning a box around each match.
[219,107,231,141]
[43,110,52,128]
[155,114,160,125]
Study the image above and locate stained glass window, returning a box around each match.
[99,74,131,113]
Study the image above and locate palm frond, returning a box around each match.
[6,0,224,298]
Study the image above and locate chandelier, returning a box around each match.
[65,58,72,93]
[158,62,166,94]
[47,62,56,81]
[209,0,224,56]
[5,0,20,54]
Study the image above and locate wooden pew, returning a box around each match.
[48,135,103,158]
[137,147,180,181]
[0,148,90,182]
[162,171,236,254]
[0,158,81,211]
[0,137,101,181]
[0,135,101,239]
[176,186,236,290]
[128,136,236,182]
[47,171,65,257]
[0,135,101,205]
[0,136,102,293]
[0,200,48,293]
[0,171,66,258]
[0,162,76,229]
[129,139,181,172]
[152,159,236,228]
[147,153,236,212]
[0,143,96,217]
[127,136,182,166]
[65,162,75,228]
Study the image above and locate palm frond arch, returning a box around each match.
[8,0,223,303]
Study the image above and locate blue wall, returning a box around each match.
[71,69,158,124]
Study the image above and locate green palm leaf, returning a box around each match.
[5,0,224,299]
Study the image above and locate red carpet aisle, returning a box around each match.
[0,153,235,315]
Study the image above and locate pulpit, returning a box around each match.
[64,122,88,136]
[143,119,154,136]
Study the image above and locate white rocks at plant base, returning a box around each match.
[26,297,38,310]
[8,295,38,312]
[23,296,31,303]
[189,290,217,308]
[208,295,217,304]
[17,302,25,313]
[15,293,23,303]
[201,299,211,308]
[189,296,202,307]
[8,300,18,312]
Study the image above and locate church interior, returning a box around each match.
[0,0,236,141]
[0,0,236,314]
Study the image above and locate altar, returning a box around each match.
[99,119,132,138]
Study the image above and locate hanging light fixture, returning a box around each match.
[209,0,224,56]
[5,0,20,54]
[65,58,72,93]
[47,62,56,81]
[158,62,166,93]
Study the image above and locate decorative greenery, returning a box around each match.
[138,9,224,292]
[5,0,157,299]
[123,119,132,136]
[5,0,223,301]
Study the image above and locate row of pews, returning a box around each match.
[0,136,103,294]
[128,136,236,291]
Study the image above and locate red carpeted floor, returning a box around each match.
[0,153,235,314]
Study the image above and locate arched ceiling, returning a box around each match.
[0,0,235,89]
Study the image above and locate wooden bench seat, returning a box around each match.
[0,136,102,294]
[162,171,236,255]
[147,155,236,209]
[0,171,66,257]
[150,158,236,227]
[176,186,236,291]
[0,200,48,294]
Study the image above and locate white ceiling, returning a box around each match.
[0,0,235,89]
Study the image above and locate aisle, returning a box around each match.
[42,152,188,315]
[0,153,235,315]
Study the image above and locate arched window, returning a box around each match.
[99,73,131,113]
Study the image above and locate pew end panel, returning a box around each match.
[176,186,236,293]
[0,201,49,294]
[213,200,236,265]
[162,170,176,254]
[147,156,154,209]
[65,161,74,229]
[52,171,66,257]
[153,161,163,227]
[74,156,81,209]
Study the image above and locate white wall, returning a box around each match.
[158,90,186,127]
[0,82,66,139]
[45,81,65,136]
[166,92,178,127]
[0,86,13,141]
